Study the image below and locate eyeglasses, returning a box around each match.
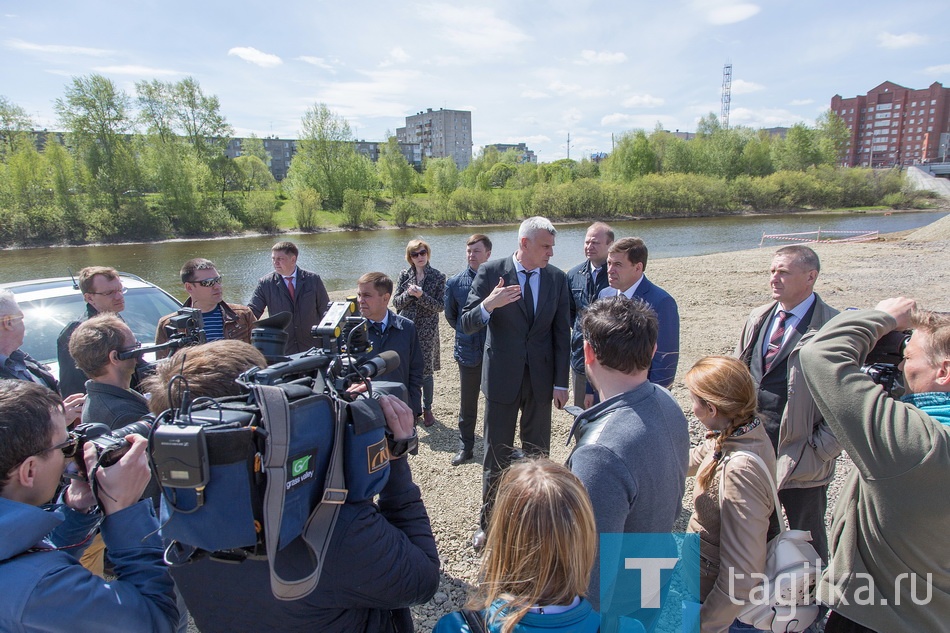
[410,251,428,258]
[119,341,142,354]
[89,286,128,297]
[190,276,223,288]
[34,433,80,459]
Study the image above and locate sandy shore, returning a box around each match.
[405,220,950,630]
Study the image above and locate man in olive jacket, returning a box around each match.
[799,298,949,633]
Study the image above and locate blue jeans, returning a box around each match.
[729,619,767,632]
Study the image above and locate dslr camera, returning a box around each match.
[860,329,911,398]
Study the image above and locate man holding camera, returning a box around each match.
[799,298,949,633]
[155,258,256,358]
[69,314,149,429]
[142,340,439,632]
[0,379,179,632]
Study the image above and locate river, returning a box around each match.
[1,210,944,302]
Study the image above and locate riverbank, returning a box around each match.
[400,221,950,630]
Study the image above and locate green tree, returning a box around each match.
[741,130,774,177]
[423,156,459,199]
[288,103,374,210]
[816,110,850,166]
[0,96,33,160]
[55,74,139,213]
[241,134,271,165]
[377,135,415,199]
[233,155,276,196]
[772,123,821,171]
[602,130,657,181]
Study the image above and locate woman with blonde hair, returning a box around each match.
[684,356,777,633]
[393,238,446,427]
[434,459,601,633]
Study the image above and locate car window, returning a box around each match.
[18,287,181,366]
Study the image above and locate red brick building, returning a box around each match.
[831,81,950,167]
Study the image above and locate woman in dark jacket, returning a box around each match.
[393,238,446,427]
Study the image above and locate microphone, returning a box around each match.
[356,350,400,379]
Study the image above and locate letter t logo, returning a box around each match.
[625,558,679,608]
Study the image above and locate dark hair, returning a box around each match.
[358,272,394,296]
[272,241,299,258]
[581,296,658,373]
[180,258,217,284]
[68,314,129,378]
[609,237,648,270]
[467,234,493,251]
[78,266,119,294]
[142,340,267,414]
[775,245,820,273]
[0,380,63,493]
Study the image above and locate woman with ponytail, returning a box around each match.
[684,356,778,633]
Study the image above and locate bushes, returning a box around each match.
[340,189,376,228]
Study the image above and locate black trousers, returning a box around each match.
[480,365,552,529]
[457,362,482,452]
[778,485,829,563]
[824,611,878,633]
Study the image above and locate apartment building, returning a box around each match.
[396,108,473,169]
[831,81,950,167]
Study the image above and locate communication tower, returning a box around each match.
[721,63,733,129]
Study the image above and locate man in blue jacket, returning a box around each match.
[595,237,679,390]
[0,379,179,633]
[444,234,492,465]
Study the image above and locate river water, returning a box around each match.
[1,210,944,302]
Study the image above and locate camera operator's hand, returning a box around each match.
[84,434,152,516]
[62,474,97,514]
[62,392,85,426]
[876,297,917,331]
[377,394,415,441]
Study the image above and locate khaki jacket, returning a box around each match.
[688,423,777,633]
[735,296,842,489]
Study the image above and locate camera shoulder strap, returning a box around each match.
[254,383,346,601]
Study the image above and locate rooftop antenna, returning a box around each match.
[721,62,733,129]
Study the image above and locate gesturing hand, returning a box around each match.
[483,278,522,314]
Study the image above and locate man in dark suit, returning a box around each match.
[460,216,571,548]
[735,245,839,562]
[596,237,679,390]
[248,241,330,355]
[0,290,83,424]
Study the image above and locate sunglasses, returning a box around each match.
[36,433,80,459]
[191,276,223,288]
[410,251,428,258]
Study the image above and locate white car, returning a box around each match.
[1,273,182,379]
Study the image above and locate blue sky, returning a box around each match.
[2,0,948,162]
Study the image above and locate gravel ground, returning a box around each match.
[185,212,950,632]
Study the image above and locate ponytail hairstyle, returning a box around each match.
[468,459,597,633]
[684,356,758,491]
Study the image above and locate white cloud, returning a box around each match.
[601,113,676,129]
[623,94,664,108]
[93,65,182,76]
[521,89,549,99]
[548,81,583,96]
[789,98,815,106]
[379,47,410,68]
[731,78,764,94]
[727,106,808,127]
[577,49,627,65]
[562,107,584,126]
[700,2,761,25]
[6,38,113,57]
[420,4,530,58]
[228,46,282,68]
[922,63,950,75]
[297,56,335,71]
[310,68,421,119]
[877,32,929,49]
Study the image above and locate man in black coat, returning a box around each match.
[460,216,571,548]
[248,241,330,355]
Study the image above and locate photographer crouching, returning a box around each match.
[799,298,949,632]
[0,379,179,632]
[140,340,440,633]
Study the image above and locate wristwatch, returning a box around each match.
[387,430,419,458]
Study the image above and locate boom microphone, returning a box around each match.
[357,350,400,379]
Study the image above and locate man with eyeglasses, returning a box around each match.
[57,266,130,397]
[1,289,84,425]
[0,379,179,632]
[155,258,256,358]
[248,241,331,355]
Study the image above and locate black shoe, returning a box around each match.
[472,529,487,552]
[451,449,473,466]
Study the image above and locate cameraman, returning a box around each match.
[143,340,439,632]
[799,298,949,633]
[0,379,179,632]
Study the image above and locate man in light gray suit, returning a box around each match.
[460,216,571,549]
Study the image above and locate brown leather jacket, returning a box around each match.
[154,300,256,359]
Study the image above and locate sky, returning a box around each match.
[2,0,948,163]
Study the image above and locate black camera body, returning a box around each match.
[860,329,912,398]
[72,419,153,477]
[118,307,207,361]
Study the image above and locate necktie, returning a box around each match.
[372,321,385,337]
[764,310,790,372]
[522,270,535,323]
[284,276,295,301]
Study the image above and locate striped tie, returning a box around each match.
[764,310,790,372]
